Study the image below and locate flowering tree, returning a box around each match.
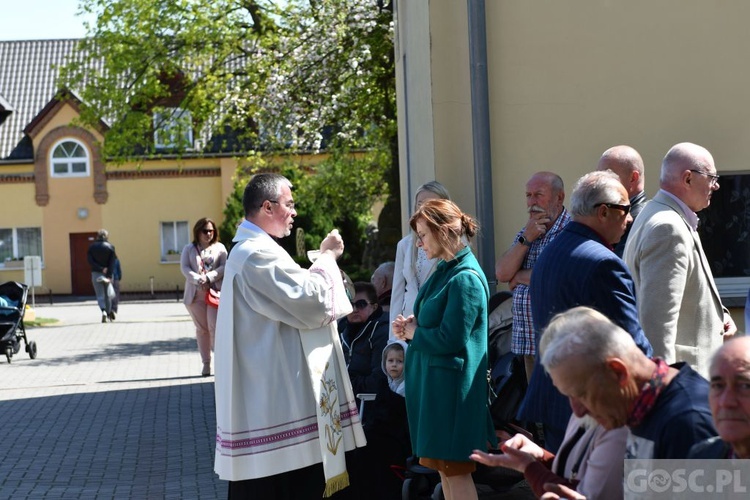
[61,0,399,264]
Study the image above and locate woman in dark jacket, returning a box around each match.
[393,199,496,500]
[338,281,391,499]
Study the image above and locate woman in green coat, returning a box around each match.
[392,199,497,500]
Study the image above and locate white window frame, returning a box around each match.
[0,227,43,269]
[49,139,90,178]
[160,221,189,262]
[153,108,194,150]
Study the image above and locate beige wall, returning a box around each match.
[104,173,226,293]
[398,1,750,287]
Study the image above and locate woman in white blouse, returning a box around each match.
[389,181,452,338]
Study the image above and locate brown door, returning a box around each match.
[70,232,97,296]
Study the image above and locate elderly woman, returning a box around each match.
[389,181,452,338]
[393,199,496,500]
[180,217,227,377]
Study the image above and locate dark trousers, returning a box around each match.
[228,451,357,500]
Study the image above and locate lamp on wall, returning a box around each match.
[77,207,89,220]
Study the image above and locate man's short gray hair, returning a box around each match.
[540,306,638,372]
[96,229,109,241]
[569,170,625,217]
[242,173,293,216]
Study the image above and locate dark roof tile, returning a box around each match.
[0,39,94,161]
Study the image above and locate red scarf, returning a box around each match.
[626,358,669,427]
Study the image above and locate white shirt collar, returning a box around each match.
[660,189,699,231]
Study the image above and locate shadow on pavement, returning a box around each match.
[27,337,197,367]
[0,382,226,498]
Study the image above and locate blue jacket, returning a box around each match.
[518,222,653,431]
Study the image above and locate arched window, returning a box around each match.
[50,139,90,177]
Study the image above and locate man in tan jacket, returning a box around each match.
[624,142,736,377]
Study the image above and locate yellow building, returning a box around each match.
[0,39,318,296]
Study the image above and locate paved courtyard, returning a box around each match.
[0,299,225,499]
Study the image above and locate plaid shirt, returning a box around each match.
[511,208,571,355]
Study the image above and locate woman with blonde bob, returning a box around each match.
[392,199,496,500]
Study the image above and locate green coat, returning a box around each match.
[405,246,497,461]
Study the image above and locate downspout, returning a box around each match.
[467,0,496,287]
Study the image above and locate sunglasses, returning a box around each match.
[201,229,214,235]
[594,202,631,215]
[351,299,372,310]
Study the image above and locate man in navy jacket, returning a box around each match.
[517,171,653,453]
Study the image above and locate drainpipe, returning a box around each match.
[467,0,496,287]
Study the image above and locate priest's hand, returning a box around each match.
[320,229,344,260]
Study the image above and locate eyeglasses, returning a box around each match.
[201,229,214,235]
[351,299,373,310]
[269,199,296,210]
[594,202,631,215]
[689,169,720,186]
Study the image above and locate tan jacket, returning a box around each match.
[624,190,724,377]
[180,242,227,305]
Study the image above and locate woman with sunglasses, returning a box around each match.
[392,199,496,500]
[181,217,228,376]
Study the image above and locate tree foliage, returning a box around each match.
[61,0,399,266]
[219,148,388,276]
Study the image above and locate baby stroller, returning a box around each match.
[0,281,37,363]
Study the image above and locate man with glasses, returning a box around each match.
[624,142,736,378]
[517,170,652,453]
[214,173,366,499]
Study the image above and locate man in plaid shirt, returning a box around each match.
[495,172,570,382]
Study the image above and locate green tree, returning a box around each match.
[61,0,400,264]
[219,148,388,276]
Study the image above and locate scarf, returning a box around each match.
[300,258,365,497]
[627,358,669,427]
[299,329,356,496]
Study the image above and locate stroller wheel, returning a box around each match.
[5,347,12,364]
[27,341,37,360]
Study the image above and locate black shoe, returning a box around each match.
[101,312,108,323]
[109,311,116,322]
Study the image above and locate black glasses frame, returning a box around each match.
[351,299,373,310]
[594,202,631,215]
[268,199,296,210]
[689,169,720,185]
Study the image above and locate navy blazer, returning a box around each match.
[517,221,653,431]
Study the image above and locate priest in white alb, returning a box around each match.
[214,173,366,498]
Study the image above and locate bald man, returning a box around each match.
[624,142,737,378]
[597,145,647,257]
[690,336,750,459]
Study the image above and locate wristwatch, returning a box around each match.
[517,235,532,247]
